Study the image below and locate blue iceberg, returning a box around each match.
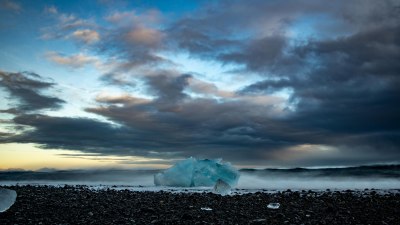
[154,157,240,187]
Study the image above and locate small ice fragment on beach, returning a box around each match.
[251,218,267,222]
[213,179,231,195]
[0,188,17,213]
[154,157,240,187]
[201,207,213,211]
[267,203,280,209]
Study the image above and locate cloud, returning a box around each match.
[2,68,399,166]
[44,5,58,14]
[145,73,191,103]
[3,114,143,154]
[125,27,162,47]
[167,19,239,58]
[45,52,99,69]
[186,77,234,98]
[77,72,312,163]
[58,14,95,30]
[0,71,295,163]
[239,24,400,163]
[0,0,21,12]
[91,10,169,86]
[219,35,289,72]
[165,0,329,59]
[166,0,400,68]
[41,12,96,40]
[95,93,150,105]
[105,10,161,26]
[71,29,100,44]
[40,8,164,87]
[0,71,65,113]
[97,0,128,7]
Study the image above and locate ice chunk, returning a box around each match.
[267,203,280,209]
[200,207,213,211]
[154,157,240,187]
[0,188,17,213]
[155,157,196,187]
[251,219,267,222]
[213,179,232,195]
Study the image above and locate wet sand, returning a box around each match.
[0,185,399,225]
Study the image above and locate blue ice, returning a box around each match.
[0,188,17,213]
[154,157,240,187]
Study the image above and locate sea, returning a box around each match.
[1,165,399,192]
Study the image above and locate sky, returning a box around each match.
[0,0,399,170]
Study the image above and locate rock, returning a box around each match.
[181,213,193,220]
[140,207,155,214]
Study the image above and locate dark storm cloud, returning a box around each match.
[146,74,191,102]
[82,72,336,163]
[218,35,291,72]
[1,71,299,161]
[0,71,65,113]
[167,18,240,57]
[4,114,149,155]
[0,68,330,163]
[166,0,329,59]
[168,0,400,70]
[0,104,285,160]
[240,24,400,162]
[164,0,400,165]
[2,0,400,167]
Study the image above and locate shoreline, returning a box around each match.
[1,185,399,224]
[2,183,400,194]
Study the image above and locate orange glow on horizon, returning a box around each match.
[0,143,169,170]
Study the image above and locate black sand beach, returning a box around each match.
[0,186,399,225]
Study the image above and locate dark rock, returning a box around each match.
[139,207,155,214]
[181,213,193,220]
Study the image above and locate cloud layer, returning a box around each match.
[1,0,399,167]
[0,71,64,113]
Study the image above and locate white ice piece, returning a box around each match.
[267,203,280,209]
[0,188,17,213]
[154,157,240,187]
[200,207,213,211]
[213,179,232,195]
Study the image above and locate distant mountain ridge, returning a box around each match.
[240,164,400,178]
[240,164,400,171]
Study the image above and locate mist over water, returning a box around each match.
[238,173,400,190]
[0,169,156,187]
[1,165,399,190]
[237,165,400,190]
